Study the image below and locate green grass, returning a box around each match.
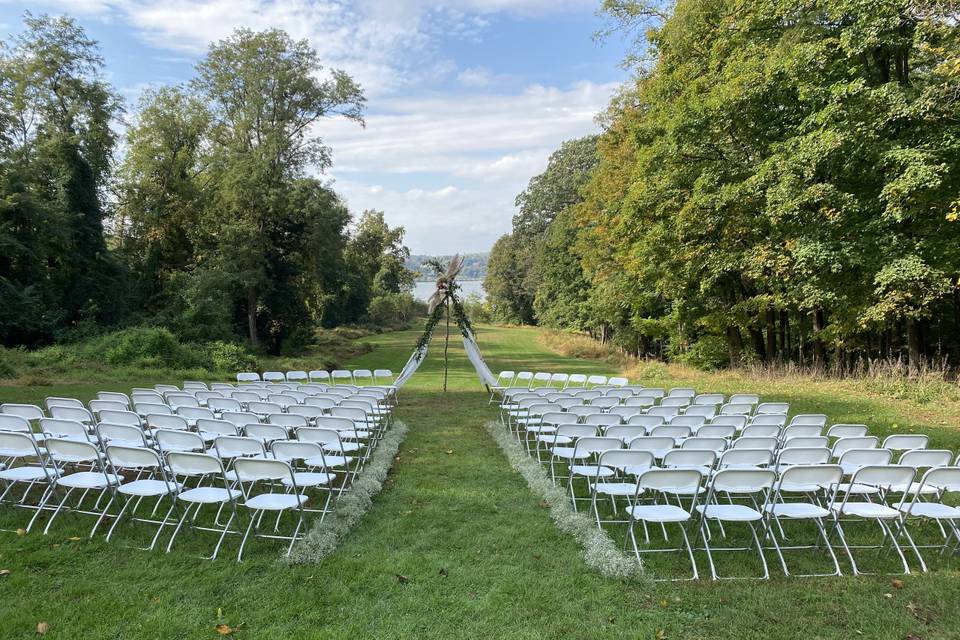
[2,324,960,638]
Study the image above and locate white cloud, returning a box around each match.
[457,66,494,87]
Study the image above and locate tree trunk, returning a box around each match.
[765,307,777,363]
[812,309,826,371]
[247,287,258,347]
[907,317,922,375]
[726,326,743,368]
[779,310,789,361]
[749,326,766,362]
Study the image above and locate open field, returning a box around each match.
[1,324,960,639]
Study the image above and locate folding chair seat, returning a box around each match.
[831,465,919,575]
[197,418,241,442]
[176,406,214,429]
[627,436,676,461]
[827,424,869,440]
[262,371,286,383]
[165,452,243,559]
[883,434,929,453]
[37,438,123,537]
[0,431,56,529]
[755,402,789,416]
[625,468,703,579]
[96,423,149,449]
[764,465,844,576]
[718,448,773,469]
[684,405,717,420]
[308,370,331,384]
[695,468,776,580]
[45,397,84,411]
[155,429,206,454]
[647,407,679,420]
[39,418,95,443]
[233,458,308,560]
[49,405,95,425]
[105,445,181,549]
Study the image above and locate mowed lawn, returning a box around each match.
[1,324,960,639]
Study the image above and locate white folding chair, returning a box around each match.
[0,431,56,531]
[233,458,308,560]
[104,445,181,549]
[165,452,243,559]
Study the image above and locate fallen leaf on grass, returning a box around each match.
[215,623,233,635]
[0,569,10,576]
[884,593,893,599]
[906,602,932,624]
[396,574,411,584]
[891,578,904,589]
[532,554,542,561]
[217,607,223,619]
[905,634,922,640]
[16,528,26,537]
[66,537,82,542]
[438,568,449,578]
[36,621,49,635]
[537,499,549,509]
[445,449,454,455]
[655,629,667,639]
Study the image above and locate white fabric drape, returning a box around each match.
[393,346,426,389]
[461,329,498,387]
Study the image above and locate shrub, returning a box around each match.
[205,340,258,372]
[0,348,17,378]
[674,335,730,371]
[366,293,416,328]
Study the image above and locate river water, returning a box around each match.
[413,280,486,302]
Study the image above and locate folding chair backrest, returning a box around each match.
[827,424,869,439]
[97,392,130,406]
[90,400,128,414]
[315,416,357,432]
[635,388,665,399]
[684,405,717,419]
[584,413,622,427]
[271,440,322,462]
[353,370,374,385]
[916,466,960,492]
[777,464,842,493]
[296,427,342,446]
[373,369,394,384]
[590,397,620,409]
[647,407,679,419]
[50,406,95,423]
[286,371,309,383]
[750,414,786,428]
[531,372,553,388]
[651,425,692,440]
[711,468,775,494]
[556,425,598,440]
[776,447,831,468]
[97,422,148,447]
[681,437,727,453]
[709,415,747,430]
[248,402,282,416]
[605,425,647,443]
[832,436,879,458]
[719,403,753,416]
[214,435,265,458]
[782,424,822,440]
[147,414,189,431]
[625,396,656,408]
[838,448,892,468]
[167,451,225,477]
[245,423,289,443]
[608,376,629,387]
[609,406,643,421]
[693,394,725,406]
[45,437,102,464]
[0,430,44,457]
[211,383,235,392]
[46,397,84,410]
[719,448,772,468]
[0,414,33,433]
[221,411,260,428]
[177,407,214,422]
[566,406,596,420]
[882,434,929,452]
[741,424,780,439]
[663,448,716,471]
[155,429,204,452]
[695,425,735,440]
[899,449,953,468]
[660,396,691,408]
[627,415,664,430]
[262,371,286,383]
[208,398,243,413]
[732,436,778,451]
[107,445,163,471]
[168,395,200,409]
[331,407,367,422]
[495,371,516,386]
[605,389,634,401]
[728,394,760,405]
[574,390,602,402]
[309,370,331,382]
[234,457,293,483]
[586,375,608,387]
[628,436,675,454]
[268,413,308,430]
[39,418,88,439]
[237,372,262,383]
[640,468,702,493]
[599,449,654,472]
[848,465,914,492]
[267,394,298,410]
[566,374,587,387]
[666,387,696,398]
[183,381,208,391]
[98,409,141,427]
[782,436,829,449]
[526,403,555,418]
[667,415,705,430]
[573,436,621,456]
[537,412,574,428]
[755,402,789,415]
[556,397,585,410]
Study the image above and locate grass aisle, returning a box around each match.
[0,324,959,638]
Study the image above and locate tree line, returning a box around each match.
[485,0,960,373]
[0,14,414,354]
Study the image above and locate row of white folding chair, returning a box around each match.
[237,369,394,384]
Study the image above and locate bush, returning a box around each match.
[205,340,258,372]
[366,293,416,328]
[100,327,200,368]
[674,335,730,371]
[0,348,18,378]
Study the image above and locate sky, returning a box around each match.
[0,0,631,255]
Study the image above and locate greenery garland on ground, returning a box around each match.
[287,421,409,564]
[484,420,646,580]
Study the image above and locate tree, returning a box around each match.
[342,210,414,324]
[484,234,535,324]
[193,28,364,346]
[0,13,121,345]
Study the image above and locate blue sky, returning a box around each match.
[0,1,631,254]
